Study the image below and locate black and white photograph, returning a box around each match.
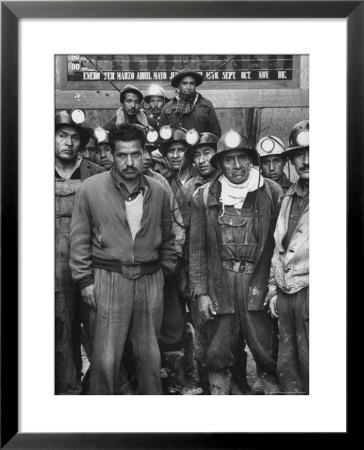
[55,53,309,396]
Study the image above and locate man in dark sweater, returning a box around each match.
[69,124,176,395]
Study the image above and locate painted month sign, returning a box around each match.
[67,55,293,83]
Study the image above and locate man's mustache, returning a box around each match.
[300,165,309,170]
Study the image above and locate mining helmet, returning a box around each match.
[144,142,159,153]
[94,127,109,145]
[171,68,203,88]
[185,132,219,161]
[210,129,258,168]
[256,135,286,159]
[159,127,188,156]
[55,110,89,147]
[144,85,169,103]
[285,120,309,156]
[119,84,144,103]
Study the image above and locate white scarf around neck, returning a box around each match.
[219,167,264,210]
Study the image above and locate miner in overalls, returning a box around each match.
[266,120,309,394]
[55,110,105,394]
[189,130,283,394]
[182,132,252,395]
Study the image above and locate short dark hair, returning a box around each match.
[108,124,146,153]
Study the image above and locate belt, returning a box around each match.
[93,257,161,280]
[222,260,255,274]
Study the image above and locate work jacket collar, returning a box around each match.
[286,178,309,198]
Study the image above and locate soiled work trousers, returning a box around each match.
[193,268,277,375]
[158,274,186,352]
[89,268,164,395]
[277,287,309,394]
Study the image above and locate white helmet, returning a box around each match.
[144,85,168,103]
[256,135,285,159]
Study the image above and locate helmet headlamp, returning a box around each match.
[71,109,86,124]
[225,130,241,148]
[296,129,309,147]
[94,127,108,144]
[185,129,199,146]
[261,138,275,153]
[160,125,173,140]
[146,129,159,143]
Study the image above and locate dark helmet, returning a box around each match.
[55,110,89,147]
[171,68,203,88]
[210,130,258,168]
[119,84,144,103]
[159,127,188,156]
[285,120,309,156]
[185,132,219,161]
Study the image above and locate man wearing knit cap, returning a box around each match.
[104,84,157,131]
[189,130,283,394]
[69,124,176,395]
[159,68,221,137]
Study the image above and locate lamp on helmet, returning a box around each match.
[285,120,309,156]
[210,129,258,167]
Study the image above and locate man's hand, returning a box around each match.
[197,295,216,321]
[81,284,96,309]
[268,295,278,319]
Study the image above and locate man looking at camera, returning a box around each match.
[55,111,104,395]
[69,124,176,395]
[104,84,157,130]
[159,68,221,137]
[266,120,309,394]
[189,130,282,394]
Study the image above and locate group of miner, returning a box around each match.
[55,68,309,396]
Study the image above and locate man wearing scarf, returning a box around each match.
[104,84,157,131]
[159,68,221,137]
[189,130,283,394]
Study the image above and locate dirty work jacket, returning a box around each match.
[189,175,283,314]
[69,171,176,290]
[268,180,309,296]
[159,94,221,137]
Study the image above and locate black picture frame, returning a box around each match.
[1,1,359,448]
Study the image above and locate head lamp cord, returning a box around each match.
[287,159,291,181]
